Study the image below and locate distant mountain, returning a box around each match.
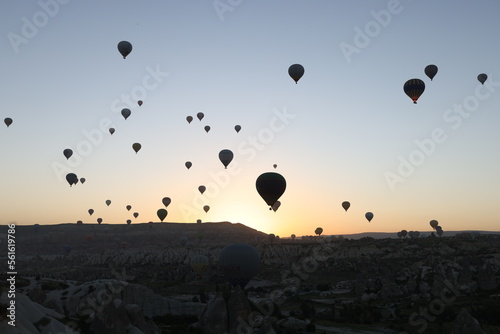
[326,230,500,239]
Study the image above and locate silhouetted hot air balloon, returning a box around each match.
[126,205,132,211]
[219,243,260,288]
[365,212,374,222]
[477,73,487,85]
[429,220,438,230]
[271,201,281,212]
[198,185,206,194]
[137,100,143,106]
[121,108,131,120]
[117,41,132,59]
[401,230,407,238]
[132,143,141,153]
[185,161,192,170]
[186,116,193,124]
[424,65,438,81]
[63,149,73,160]
[66,173,78,187]
[218,149,234,169]
[203,205,210,213]
[256,172,286,207]
[97,218,102,224]
[234,125,241,133]
[133,212,139,218]
[273,164,277,169]
[106,200,111,206]
[157,208,167,222]
[204,125,210,133]
[88,209,94,216]
[79,178,86,184]
[4,118,13,127]
[109,128,115,135]
[197,112,204,121]
[197,219,202,224]
[191,255,209,275]
[288,64,304,84]
[126,219,132,225]
[404,78,425,104]
[342,201,350,212]
[162,197,171,207]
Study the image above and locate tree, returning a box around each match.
[315,227,323,236]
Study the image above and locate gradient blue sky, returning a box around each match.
[1,0,500,237]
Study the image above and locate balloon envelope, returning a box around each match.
[186,116,193,124]
[218,149,234,169]
[137,100,143,106]
[288,64,304,84]
[234,125,241,133]
[132,143,141,153]
[203,205,210,213]
[429,220,439,229]
[477,73,487,85]
[342,201,350,212]
[79,178,86,184]
[157,208,168,222]
[121,108,131,120]
[185,161,192,169]
[66,173,78,187]
[424,64,438,81]
[97,218,102,224]
[191,255,209,274]
[88,209,94,216]
[404,78,425,104]
[365,212,374,222]
[117,41,132,59]
[126,205,132,211]
[204,125,210,133]
[133,212,139,218]
[219,243,260,288]
[162,197,171,207]
[256,172,286,207]
[106,200,111,206]
[198,185,206,194]
[273,164,277,169]
[197,112,204,121]
[63,149,73,160]
[109,128,115,135]
[4,118,13,127]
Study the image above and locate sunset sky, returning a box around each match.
[1,1,500,237]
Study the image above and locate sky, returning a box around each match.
[1,0,500,238]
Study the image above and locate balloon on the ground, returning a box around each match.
[424,64,438,81]
[219,243,260,288]
[288,64,304,84]
[256,172,286,207]
[342,201,350,212]
[157,208,167,222]
[117,41,132,59]
[132,143,141,153]
[121,108,131,120]
[218,149,234,169]
[365,212,374,222]
[404,78,425,104]
[477,73,487,85]
[191,255,209,274]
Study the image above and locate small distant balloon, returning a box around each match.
[121,108,131,120]
[273,164,277,169]
[477,73,487,85]
[97,218,102,224]
[424,64,438,81]
[117,41,132,59]
[132,142,141,153]
[106,199,111,206]
[162,197,171,207]
[126,219,132,225]
[4,118,13,127]
[204,125,211,133]
[88,209,94,216]
[80,178,86,184]
[234,125,241,133]
[66,173,78,187]
[126,205,132,211]
[403,78,425,104]
[197,219,202,224]
[198,185,206,194]
[133,212,139,218]
[157,208,168,222]
[109,128,115,135]
[63,149,73,160]
[288,64,305,84]
[429,220,438,230]
[342,201,350,212]
[365,212,374,222]
[197,112,204,121]
[218,149,234,169]
[137,100,143,106]
[185,161,192,169]
[186,116,193,124]
[203,205,210,213]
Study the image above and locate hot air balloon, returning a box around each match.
[436,226,444,237]
[63,149,73,160]
[197,112,204,121]
[204,125,210,133]
[117,41,132,59]
[4,118,13,127]
[126,205,132,211]
[198,185,206,194]
[365,212,373,222]
[97,218,102,224]
[162,197,171,207]
[76,221,83,225]
[273,164,277,169]
[288,64,304,84]
[271,201,281,212]
[191,255,209,275]
[218,243,260,288]
[126,219,132,225]
[121,108,131,120]
[342,201,350,212]
[132,143,141,153]
[477,73,487,85]
[429,220,438,230]
[186,116,193,124]
[109,128,115,135]
[185,161,192,170]
[88,209,94,216]
[218,149,234,169]
[234,125,241,133]
[256,172,286,207]
[197,219,202,224]
[133,212,139,218]
[66,173,78,187]
[157,208,167,222]
[80,178,86,184]
[106,200,111,206]
[401,229,407,238]
[137,100,143,106]
[203,205,210,213]
[424,64,438,81]
[404,78,425,104]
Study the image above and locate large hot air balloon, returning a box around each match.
[105,199,111,206]
[191,255,209,275]
[88,209,94,216]
[204,125,211,133]
[203,205,210,213]
[185,161,192,170]
[63,149,73,160]
[121,108,131,120]
[404,78,425,104]
[424,65,438,81]
[234,125,241,133]
[477,73,487,85]
[66,173,78,187]
[429,220,438,230]
[117,41,132,59]
[256,172,286,207]
[157,208,167,222]
[341,201,350,212]
[4,118,13,127]
[198,185,206,194]
[365,212,374,222]
[288,64,304,84]
[126,205,132,211]
[218,149,234,169]
[137,100,143,106]
[186,116,193,124]
[132,143,141,153]
[197,112,204,121]
[109,128,115,135]
[219,243,260,288]
[162,197,171,207]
